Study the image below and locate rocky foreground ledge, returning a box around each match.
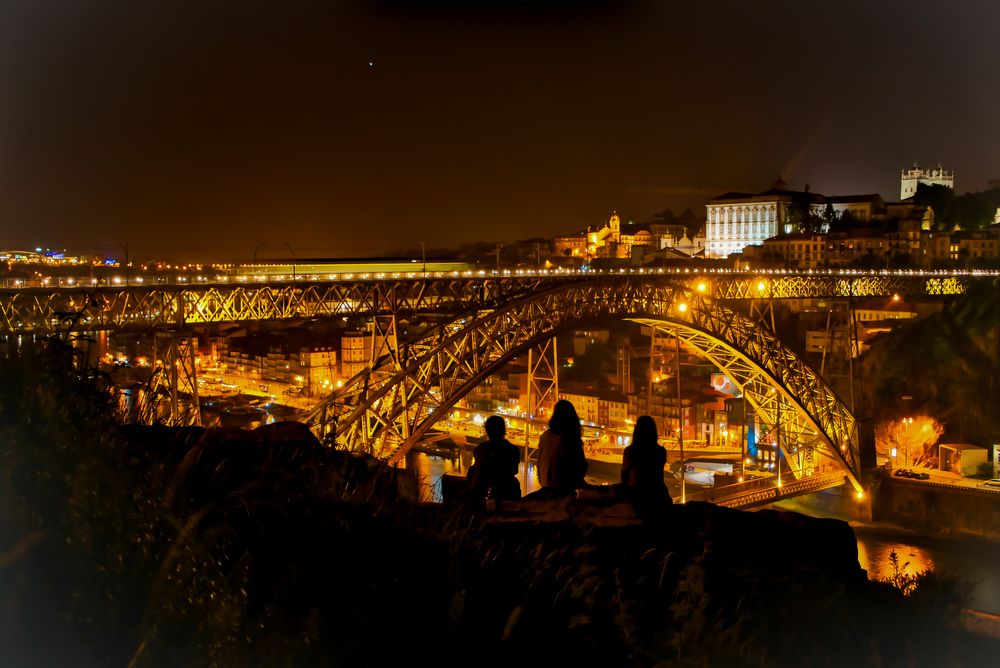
[5,421,993,667]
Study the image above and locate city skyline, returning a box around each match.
[2,1,999,261]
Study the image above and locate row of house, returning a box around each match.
[214,328,393,396]
[741,218,1000,269]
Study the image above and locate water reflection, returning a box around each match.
[853,526,1000,615]
[856,539,935,582]
[777,498,1000,615]
[404,451,548,503]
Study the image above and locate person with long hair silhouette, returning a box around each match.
[537,399,587,493]
[620,415,671,511]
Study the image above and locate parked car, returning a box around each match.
[913,471,930,480]
[983,479,1000,489]
[893,469,913,478]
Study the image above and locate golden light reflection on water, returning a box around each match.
[857,539,935,582]
[406,452,543,503]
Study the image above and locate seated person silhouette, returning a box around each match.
[534,399,588,498]
[619,415,671,513]
[469,415,522,508]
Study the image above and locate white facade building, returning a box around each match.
[705,193,784,258]
[705,185,887,258]
[705,187,824,258]
[900,164,954,200]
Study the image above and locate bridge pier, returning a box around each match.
[152,332,201,426]
[522,337,559,492]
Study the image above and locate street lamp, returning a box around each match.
[902,417,914,467]
[281,242,297,282]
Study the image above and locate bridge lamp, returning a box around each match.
[756,280,766,292]
[677,302,688,313]
[697,282,707,293]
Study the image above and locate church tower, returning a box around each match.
[609,212,621,241]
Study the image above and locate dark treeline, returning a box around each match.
[863,281,1000,445]
[914,183,1000,231]
[1,339,995,666]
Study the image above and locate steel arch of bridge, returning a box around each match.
[306,277,863,493]
[0,270,978,334]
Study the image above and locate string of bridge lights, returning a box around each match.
[3,266,1000,290]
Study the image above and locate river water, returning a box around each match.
[407,451,1000,616]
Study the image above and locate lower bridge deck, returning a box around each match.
[684,472,850,509]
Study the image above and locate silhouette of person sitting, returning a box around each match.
[536,399,588,495]
[620,415,671,512]
[469,415,522,508]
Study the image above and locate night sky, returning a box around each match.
[2,1,998,261]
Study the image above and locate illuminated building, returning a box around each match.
[900,163,954,199]
[706,185,887,259]
[705,182,825,258]
[340,331,372,381]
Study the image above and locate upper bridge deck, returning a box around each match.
[1,267,994,334]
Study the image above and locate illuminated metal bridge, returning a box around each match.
[0,268,980,334]
[2,268,994,504]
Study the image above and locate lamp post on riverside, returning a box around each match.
[675,330,686,504]
[902,417,914,468]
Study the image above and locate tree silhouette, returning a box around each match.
[875,417,944,467]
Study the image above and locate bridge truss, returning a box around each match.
[305,277,868,494]
[0,270,973,335]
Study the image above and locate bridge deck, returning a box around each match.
[0,269,986,334]
[684,472,849,509]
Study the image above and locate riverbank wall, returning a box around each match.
[871,475,1000,539]
[786,475,1000,539]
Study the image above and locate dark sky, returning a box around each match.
[2,1,998,261]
